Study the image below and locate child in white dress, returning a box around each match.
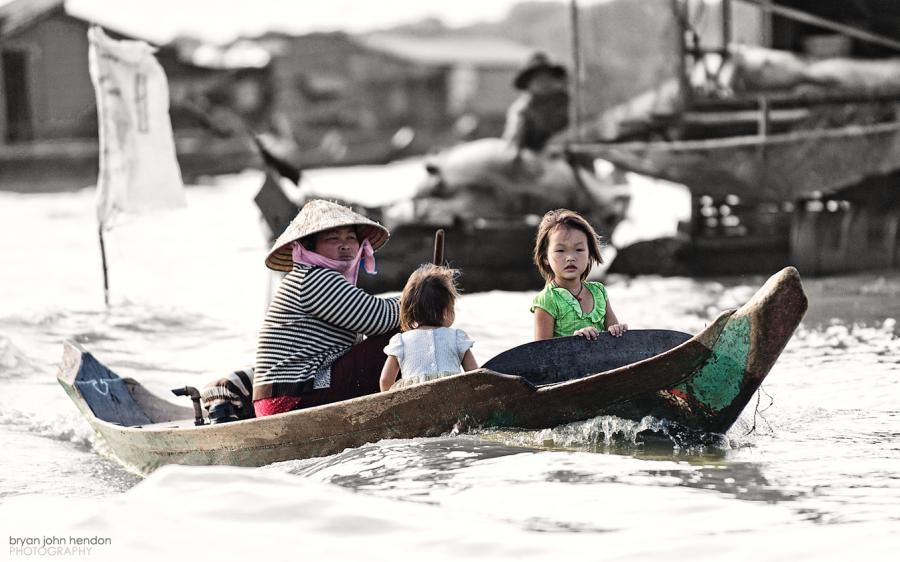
[380,265,478,391]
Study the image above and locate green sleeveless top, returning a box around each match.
[530,281,608,338]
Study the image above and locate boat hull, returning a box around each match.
[57,267,806,474]
[58,348,699,475]
[603,267,808,433]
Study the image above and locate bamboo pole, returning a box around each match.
[98,225,110,306]
[673,0,692,111]
[722,0,732,52]
[569,0,582,141]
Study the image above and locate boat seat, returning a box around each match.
[133,419,198,429]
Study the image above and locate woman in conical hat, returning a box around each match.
[253,199,400,417]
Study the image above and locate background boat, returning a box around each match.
[253,136,631,293]
[564,0,900,277]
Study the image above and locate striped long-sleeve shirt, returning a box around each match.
[253,264,400,400]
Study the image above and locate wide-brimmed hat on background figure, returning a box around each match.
[265,199,390,272]
[513,52,568,90]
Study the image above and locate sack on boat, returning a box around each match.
[200,367,255,422]
[729,44,900,92]
[412,138,595,220]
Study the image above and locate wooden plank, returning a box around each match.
[681,108,809,126]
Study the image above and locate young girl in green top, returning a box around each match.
[531,209,627,341]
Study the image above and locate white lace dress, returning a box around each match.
[383,327,474,389]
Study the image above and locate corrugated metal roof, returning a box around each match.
[0,0,64,37]
[359,33,534,67]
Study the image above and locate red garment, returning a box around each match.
[253,330,398,417]
[253,396,302,417]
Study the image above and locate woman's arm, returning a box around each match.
[502,95,528,145]
[461,350,478,372]
[301,269,400,335]
[379,356,400,391]
[534,307,556,340]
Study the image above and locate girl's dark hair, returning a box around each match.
[399,264,459,331]
[532,208,603,282]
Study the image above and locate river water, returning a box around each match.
[0,167,898,560]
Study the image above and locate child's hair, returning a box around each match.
[532,208,603,282]
[399,264,460,331]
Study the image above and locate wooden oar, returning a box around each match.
[253,134,302,185]
[432,229,445,265]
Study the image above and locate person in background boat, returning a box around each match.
[531,209,627,341]
[502,52,570,159]
[379,264,478,391]
[253,199,401,417]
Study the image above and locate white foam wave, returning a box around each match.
[0,407,95,449]
[0,335,37,378]
[4,461,889,561]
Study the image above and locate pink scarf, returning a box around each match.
[291,239,376,286]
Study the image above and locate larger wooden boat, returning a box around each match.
[564,0,900,276]
[572,118,900,203]
[567,0,900,202]
[57,267,806,475]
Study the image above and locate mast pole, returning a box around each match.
[569,0,582,141]
[674,0,692,111]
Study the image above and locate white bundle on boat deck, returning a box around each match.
[730,44,900,92]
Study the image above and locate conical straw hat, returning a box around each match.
[265,199,390,272]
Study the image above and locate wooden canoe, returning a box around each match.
[57,267,806,475]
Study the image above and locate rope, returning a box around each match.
[745,384,774,436]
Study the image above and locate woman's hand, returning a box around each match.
[574,326,600,340]
[607,323,628,337]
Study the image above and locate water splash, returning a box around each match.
[0,407,95,449]
[473,415,731,455]
[0,335,37,378]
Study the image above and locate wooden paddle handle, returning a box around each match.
[433,229,445,265]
